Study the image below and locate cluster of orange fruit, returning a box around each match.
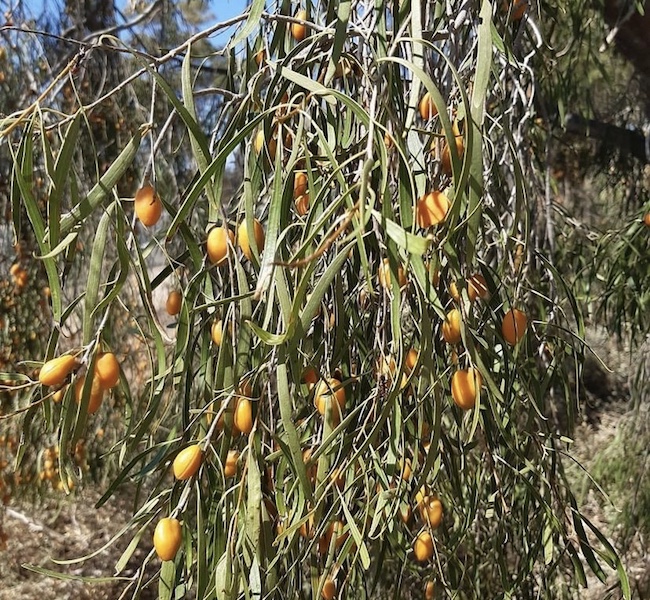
[39,350,121,416]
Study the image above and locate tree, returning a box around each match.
[1,0,646,598]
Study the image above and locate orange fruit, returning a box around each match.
[400,458,412,481]
[449,280,461,302]
[501,308,528,346]
[301,365,319,387]
[451,367,482,410]
[295,193,310,216]
[52,387,65,403]
[153,517,182,561]
[166,290,182,316]
[416,191,450,227]
[95,352,120,389]
[502,0,528,20]
[419,495,443,528]
[234,397,254,435]
[74,375,104,414]
[643,213,650,227]
[384,131,393,149]
[173,444,203,480]
[378,258,408,290]
[39,355,78,386]
[321,577,336,600]
[419,92,438,121]
[224,450,239,478]
[292,9,308,42]
[441,309,462,344]
[441,126,464,176]
[468,273,489,301]
[413,530,434,562]
[425,581,435,600]
[405,348,418,374]
[206,226,235,266]
[254,48,266,66]
[314,378,346,423]
[134,184,163,227]
[211,319,224,346]
[237,219,265,261]
[294,172,308,198]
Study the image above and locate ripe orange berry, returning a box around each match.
[441,122,464,175]
[419,92,438,121]
[416,191,450,227]
[153,517,182,561]
[206,226,235,266]
[419,495,443,528]
[234,396,254,435]
[39,355,78,386]
[173,444,203,480]
[294,172,308,198]
[166,290,182,316]
[95,352,120,389]
[291,9,308,42]
[134,184,163,227]
[643,212,650,227]
[501,308,528,346]
[237,219,265,261]
[405,348,419,374]
[441,309,462,345]
[449,280,461,302]
[468,273,489,301]
[314,378,346,423]
[425,581,435,600]
[74,375,104,414]
[502,0,528,20]
[378,258,408,290]
[413,530,434,562]
[224,450,239,478]
[301,366,319,387]
[451,368,482,410]
[321,577,336,600]
[295,193,310,216]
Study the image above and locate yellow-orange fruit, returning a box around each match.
[420,495,443,529]
[441,134,464,176]
[134,184,163,227]
[405,348,418,374]
[254,49,266,66]
[294,172,308,198]
[468,273,489,301]
[301,365,319,386]
[425,581,435,600]
[441,309,462,344]
[254,129,277,161]
[295,193,310,216]
[416,191,450,227]
[449,280,461,302]
[451,368,482,410]
[237,219,265,261]
[644,213,650,227]
[52,387,65,403]
[314,378,346,423]
[419,92,438,121]
[95,352,120,389]
[502,0,528,20]
[399,503,413,524]
[413,530,434,562]
[207,226,235,266]
[74,375,104,414]
[321,577,336,600]
[378,258,407,290]
[39,355,78,386]
[384,131,393,149]
[153,517,182,561]
[400,458,412,481]
[234,397,254,434]
[292,9,308,41]
[224,450,239,478]
[501,308,528,346]
[173,444,203,480]
[166,290,182,316]
[211,319,224,346]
